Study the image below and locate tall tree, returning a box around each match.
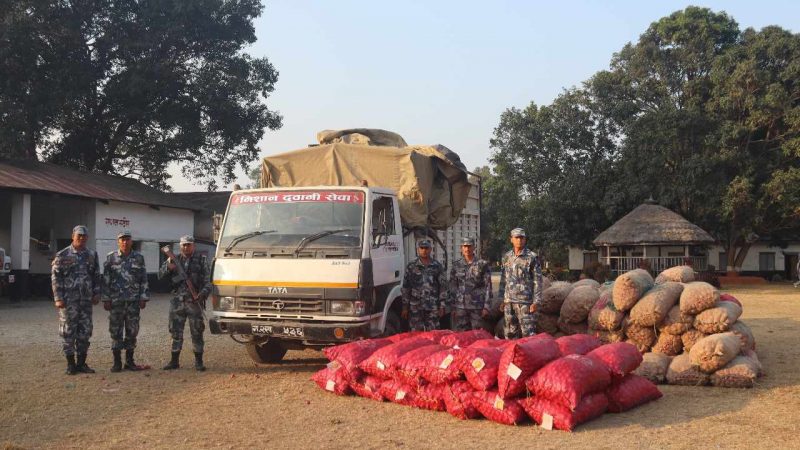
[0,0,282,190]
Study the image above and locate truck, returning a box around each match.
[209,129,480,363]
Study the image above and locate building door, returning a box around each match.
[785,254,798,281]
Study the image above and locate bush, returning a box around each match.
[582,261,611,283]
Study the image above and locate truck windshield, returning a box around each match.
[218,190,364,252]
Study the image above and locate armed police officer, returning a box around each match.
[449,237,492,331]
[159,235,211,371]
[52,225,101,375]
[103,231,149,372]
[498,228,543,338]
[401,239,448,331]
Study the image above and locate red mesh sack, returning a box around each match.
[586,342,644,380]
[471,391,527,425]
[387,331,424,343]
[467,338,512,349]
[415,329,455,343]
[440,329,493,348]
[311,367,353,396]
[393,344,449,386]
[498,337,561,399]
[719,293,742,307]
[556,334,602,356]
[359,336,434,378]
[415,384,446,411]
[459,346,504,391]
[349,373,384,401]
[378,379,417,406]
[520,392,608,431]
[323,338,393,371]
[605,373,662,413]
[419,348,463,384]
[527,354,611,410]
[443,381,481,420]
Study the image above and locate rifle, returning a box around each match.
[161,245,200,302]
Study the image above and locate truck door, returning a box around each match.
[369,194,404,311]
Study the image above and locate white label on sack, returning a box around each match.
[493,396,505,410]
[506,363,522,381]
[471,358,485,372]
[439,354,454,369]
[325,380,336,392]
[541,413,554,430]
[365,384,372,393]
[396,390,406,401]
[376,361,385,371]
[453,345,461,350]
[326,361,341,371]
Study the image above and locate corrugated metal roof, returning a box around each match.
[0,159,196,210]
[171,191,232,214]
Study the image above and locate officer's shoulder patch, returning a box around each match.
[106,250,116,258]
[55,246,70,257]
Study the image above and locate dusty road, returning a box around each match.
[1,285,800,449]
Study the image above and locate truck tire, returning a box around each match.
[383,310,402,337]
[245,339,287,364]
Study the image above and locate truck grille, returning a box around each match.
[238,298,324,314]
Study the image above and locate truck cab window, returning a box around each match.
[372,197,395,239]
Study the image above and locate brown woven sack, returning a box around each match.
[689,332,741,373]
[534,313,560,335]
[659,305,693,335]
[694,301,742,334]
[681,329,707,352]
[729,321,755,351]
[666,353,709,386]
[652,333,683,356]
[710,355,759,388]
[624,339,650,353]
[655,266,695,284]
[573,278,600,288]
[540,282,574,315]
[590,329,626,344]
[679,282,719,315]
[633,352,673,384]
[625,323,657,349]
[613,269,654,311]
[557,317,589,336]
[630,281,683,327]
[561,285,601,324]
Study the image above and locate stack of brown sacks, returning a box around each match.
[312,331,662,431]
[569,266,763,388]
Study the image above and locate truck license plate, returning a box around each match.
[250,324,304,338]
[251,324,273,335]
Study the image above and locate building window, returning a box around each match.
[719,252,727,271]
[583,252,598,269]
[759,252,775,271]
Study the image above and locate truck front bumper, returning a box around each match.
[209,317,372,343]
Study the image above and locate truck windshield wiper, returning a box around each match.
[224,230,276,253]
[293,228,353,256]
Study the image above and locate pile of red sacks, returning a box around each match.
[312,330,662,431]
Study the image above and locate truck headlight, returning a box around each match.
[219,296,235,310]
[330,300,354,315]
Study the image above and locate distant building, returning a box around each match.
[0,159,197,298]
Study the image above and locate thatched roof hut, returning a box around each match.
[593,201,714,246]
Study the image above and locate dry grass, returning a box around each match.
[1,284,799,449]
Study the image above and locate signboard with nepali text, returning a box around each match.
[231,191,364,205]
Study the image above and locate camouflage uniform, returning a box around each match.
[103,250,149,351]
[52,245,101,356]
[449,257,492,331]
[498,248,543,338]
[402,258,448,331]
[159,252,211,354]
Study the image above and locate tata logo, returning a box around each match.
[272,300,286,310]
[267,286,288,294]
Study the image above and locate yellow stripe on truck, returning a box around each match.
[213,280,358,288]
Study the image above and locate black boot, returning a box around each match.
[124,350,142,371]
[194,352,206,371]
[111,350,122,373]
[162,352,180,370]
[76,353,95,374]
[65,354,77,375]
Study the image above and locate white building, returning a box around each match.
[0,159,197,298]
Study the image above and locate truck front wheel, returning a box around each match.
[383,310,402,337]
[245,339,287,364]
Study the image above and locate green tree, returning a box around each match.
[0,0,282,190]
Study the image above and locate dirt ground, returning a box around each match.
[1,284,799,450]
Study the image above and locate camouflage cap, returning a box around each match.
[510,227,526,237]
[461,237,475,246]
[72,225,88,235]
[117,230,132,239]
[179,235,195,245]
[416,239,432,248]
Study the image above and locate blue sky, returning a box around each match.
[170,1,800,191]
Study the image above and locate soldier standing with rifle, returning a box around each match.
[103,230,149,372]
[159,235,211,371]
[52,225,101,375]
